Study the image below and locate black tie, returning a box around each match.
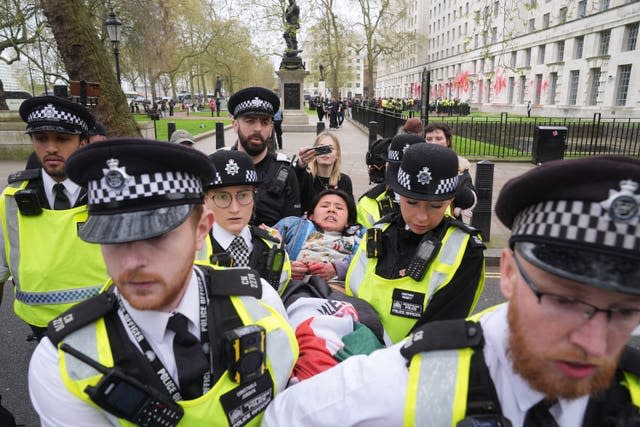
[166,313,209,400]
[53,183,71,210]
[523,399,559,427]
[228,236,250,267]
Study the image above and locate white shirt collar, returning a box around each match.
[41,170,82,208]
[212,222,252,251]
[118,267,202,343]
[481,304,590,427]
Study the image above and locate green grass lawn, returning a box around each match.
[134,115,232,140]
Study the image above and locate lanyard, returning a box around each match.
[117,268,212,401]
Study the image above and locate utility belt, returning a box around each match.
[366,227,441,281]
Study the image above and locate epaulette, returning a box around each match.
[619,345,640,377]
[374,211,398,226]
[7,168,40,184]
[47,289,118,346]
[275,152,292,163]
[400,319,484,361]
[251,225,281,244]
[446,217,484,242]
[361,183,387,200]
[197,264,262,299]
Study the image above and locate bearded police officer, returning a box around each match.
[226,87,301,226]
[0,96,107,340]
[347,143,485,345]
[29,139,298,426]
[199,150,292,292]
[263,155,640,426]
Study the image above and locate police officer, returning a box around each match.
[263,155,640,427]
[200,150,292,292]
[0,96,107,340]
[29,139,298,426]
[357,133,424,229]
[347,143,485,344]
[226,86,301,226]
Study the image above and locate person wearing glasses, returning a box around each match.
[263,155,640,427]
[200,150,291,293]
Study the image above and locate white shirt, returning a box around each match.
[262,304,590,427]
[0,171,83,283]
[29,267,288,426]
[212,222,254,254]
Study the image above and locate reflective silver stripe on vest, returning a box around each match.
[5,195,22,288]
[64,324,102,381]
[348,223,385,296]
[16,287,101,305]
[414,349,459,426]
[426,228,469,305]
[239,296,295,389]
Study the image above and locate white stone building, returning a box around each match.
[302,49,366,99]
[376,0,640,117]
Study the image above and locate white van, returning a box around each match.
[5,91,32,111]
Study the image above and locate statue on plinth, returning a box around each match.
[280,0,304,70]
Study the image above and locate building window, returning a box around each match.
[529,18,535,31]
[615,64,632,106]
[598,30,611,55]
[568,70,580,105]
[543,13,550,28]
[494,1,499,16]
[525,48,531,66]
[538,45,546,64]
[534,74,543,104]
[559,7,568,23]
[578,0,586,17]
[487,79,492,103]
[508,76,515,103]
[518,76,527,103]
[600,0,610,11]
[511,51,517,66]
[574,36,584,59]
[548,72,558,104]
[492,27,497,43]
[588,68,601,105]
[478,79,484,102]
[624,22,639,51]
[475,34,479,48]
[480,58,485,73]
[556,40,565,62]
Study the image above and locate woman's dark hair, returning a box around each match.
[309,189,357,228]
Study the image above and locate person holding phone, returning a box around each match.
[295,131,354,215]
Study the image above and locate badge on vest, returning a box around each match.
[220,374,274,427]
[390,289,425,319]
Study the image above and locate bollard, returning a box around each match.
[471,160,494,242]
[79,80,87,106]
[368,121,378,148]
[215,122,225,149]
[167,122,176,141]
[316,121,325,134]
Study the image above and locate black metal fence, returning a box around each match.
[352,106,640,159]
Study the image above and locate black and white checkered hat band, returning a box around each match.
[27,104,89,132]
[512,200,640,251]
[88,171,202,204]
[387,150,401,161]
[246,170,258,182]
[233,97,274,117]
[397,167,458,194]
[212,170,259,186]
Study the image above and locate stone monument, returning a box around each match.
[277,0,312,130]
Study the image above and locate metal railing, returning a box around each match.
[352,106,640,159]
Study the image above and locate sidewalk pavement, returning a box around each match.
[193,115,537,266]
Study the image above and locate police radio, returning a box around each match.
[223,325,266,384]
[60,343,183,427]
[406,237,441,281]
[14,189,43,216]
[263,245,285,291]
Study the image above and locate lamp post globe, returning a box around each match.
[105,8,122,86]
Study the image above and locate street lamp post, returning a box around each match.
[105,8,122,87]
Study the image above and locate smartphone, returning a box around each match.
[314,145,333,155]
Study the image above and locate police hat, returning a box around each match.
[383,133,425,163]
[227,87,280,119]
[206,150,260,189]
[169,129,195,145]
[20,95,95,135]
[66,138,216,244]
[386,144,458,201]
[495,156,640,296]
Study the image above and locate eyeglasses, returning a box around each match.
[512,253,640,331]
[210,190,255,209]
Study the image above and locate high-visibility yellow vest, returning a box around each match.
[346,222,484,344]
[58,285,298,426]
[356,191,390,229]
[0,180,107,327]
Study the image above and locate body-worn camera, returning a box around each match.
[14,189,43,216]
[60,343,183,427]
[224,325,266,384]
[314,145,333,155]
